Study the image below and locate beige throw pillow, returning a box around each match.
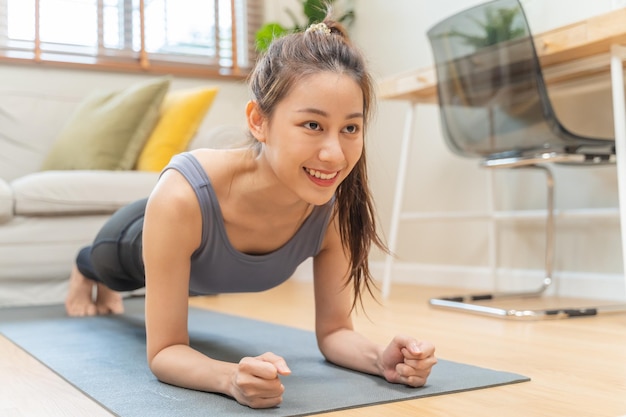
[41,77,170,171]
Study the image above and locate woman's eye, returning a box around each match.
[342,124,359,134]
[304,121,321,131]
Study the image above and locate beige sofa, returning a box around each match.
[0,86,242,307]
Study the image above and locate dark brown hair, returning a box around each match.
[248,12,388,310]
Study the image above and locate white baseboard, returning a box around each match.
[291,258,626,301]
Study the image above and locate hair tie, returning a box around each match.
[306,22,331,36]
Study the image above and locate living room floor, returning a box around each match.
[2,280,626,416]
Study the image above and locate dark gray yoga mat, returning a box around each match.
[0,297,529,416]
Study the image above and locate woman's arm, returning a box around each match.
[142,171,290,408]
[313,217,437,387]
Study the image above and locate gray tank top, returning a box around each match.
[162,152,335,295]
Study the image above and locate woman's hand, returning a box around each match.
[380,335,437,387]
[229,352,292,409]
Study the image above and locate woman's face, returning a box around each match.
[258,71,364,206]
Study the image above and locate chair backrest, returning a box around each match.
[426,0,612,160]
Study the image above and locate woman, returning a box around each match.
[65,15,437,409]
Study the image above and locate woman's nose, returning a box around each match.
[318,135,344,162]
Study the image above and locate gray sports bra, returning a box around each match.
[162,152,335,295]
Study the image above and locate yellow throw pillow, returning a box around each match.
[136,86,218,172]
[41,77,170,171]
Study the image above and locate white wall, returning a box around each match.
[1,0,624,299]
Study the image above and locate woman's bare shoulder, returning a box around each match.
[188,147,255,182]
[149,169,197,214]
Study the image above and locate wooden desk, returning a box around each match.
[379,7,626,298]
[379,7,626,103]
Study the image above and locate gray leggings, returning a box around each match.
[76,198,147,291]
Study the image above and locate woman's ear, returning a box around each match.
[246,101,267,143]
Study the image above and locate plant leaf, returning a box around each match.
[255,23,287,52]
[447,6,524,48]
[304,0,334,25]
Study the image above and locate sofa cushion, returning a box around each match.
[136,86,219,172]
[40,77,170,171]
[0,178,13,223]
[0,91,82,182]
[12,171,160,215]
[187,125,248,150]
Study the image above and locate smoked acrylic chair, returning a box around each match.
[426,0,626,319]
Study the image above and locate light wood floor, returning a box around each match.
[1,280,626,417]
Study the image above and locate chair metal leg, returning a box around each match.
[429,297,626,319]
[429,165,626,319]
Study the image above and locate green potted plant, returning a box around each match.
[449,5,524,48]
[255,0,355,52]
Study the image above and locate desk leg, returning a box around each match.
[381,103,417,298]
[610,44,626,298]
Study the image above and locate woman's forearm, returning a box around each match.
[317,328,384,377]
[149,344,236,396]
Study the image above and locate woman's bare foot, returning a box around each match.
[65,265,97,317]
[95,283,124,315]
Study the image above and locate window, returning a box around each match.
[0,0,263,78]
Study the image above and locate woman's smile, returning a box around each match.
[304,167,340,186]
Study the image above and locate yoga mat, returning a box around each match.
[0,297,529,416]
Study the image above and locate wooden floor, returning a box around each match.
[1,280,626,417]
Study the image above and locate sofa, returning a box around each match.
[0,77,243,307]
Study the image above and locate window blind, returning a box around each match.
[0,0,263,78]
